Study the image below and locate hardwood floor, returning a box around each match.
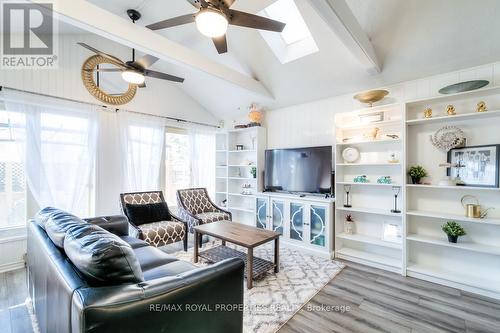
[3,249,500,333]
[278,261,500,333]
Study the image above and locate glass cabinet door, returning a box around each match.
[255,197,268,229]
[310,205,326,247]
[271,200,284,234]
[290,202,305,241]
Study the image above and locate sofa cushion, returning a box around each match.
[143,261,197,281]
[124,202,171,226]
[64,223,144,286]
[44,210,85,248]
[34,206,64,230]
[133,246,178,271]
[120,236,150,249]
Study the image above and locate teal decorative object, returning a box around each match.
[377,176,392,184]
[354,175,368,183]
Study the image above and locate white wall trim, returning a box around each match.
[0,261,26,273]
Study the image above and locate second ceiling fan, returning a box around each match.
[146,0,286,54]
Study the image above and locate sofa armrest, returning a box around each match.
[83,215,129,236]
[71,258,244,333]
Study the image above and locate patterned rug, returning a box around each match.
[172,241,345,333]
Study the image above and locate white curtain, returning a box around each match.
[2,90,98,216]
[119,111,165,192]
[189,128,216,198]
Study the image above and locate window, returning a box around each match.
[259,0,318,64]
[164,128,191,206]
[0,110,26,227]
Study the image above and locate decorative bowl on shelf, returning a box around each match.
[438,80,489,94]
[353,90,389,107]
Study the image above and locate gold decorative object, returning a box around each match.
[476,101,487,112]
[446,105,456,116]
[353,89,389,107]
[365,127,380,140]
[81,55,137,105]
[248,103,263,126]
[423,108,432,118]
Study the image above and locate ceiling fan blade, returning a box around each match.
[77,42,127,68]
[133,54,159,69]
[146,14,195,30]
[143,69,185,83]
[228,10,286,32]
[212,35,228,54]
[83,68,123,72]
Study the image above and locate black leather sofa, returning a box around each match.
[27,207,244,333]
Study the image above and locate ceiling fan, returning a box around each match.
[146,0,286,54]
[78,9,184,87]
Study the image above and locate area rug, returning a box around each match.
[172,241,345,333]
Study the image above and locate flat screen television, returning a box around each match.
[264,146,332,194]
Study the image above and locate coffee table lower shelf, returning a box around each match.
[199,245,274,280]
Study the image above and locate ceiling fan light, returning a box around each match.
[195,9,228,38]
[121,70,145,85]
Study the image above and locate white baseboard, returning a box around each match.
[0,260,26,273]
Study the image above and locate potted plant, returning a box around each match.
[408,165,427,184]
[250,166,257,179]
[441,221,466,243]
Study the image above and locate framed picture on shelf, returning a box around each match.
[447,144,500,188]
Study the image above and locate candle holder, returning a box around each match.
[391,186,401,213]
[343,184,352,208]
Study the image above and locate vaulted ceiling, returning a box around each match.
[72,0,500,119]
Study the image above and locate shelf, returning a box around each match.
[406,109,500,125]
[406,210,500,225]
[227,177,256,180]
[228,206,254,213]
[406,184,500,191]
[405,86,500,107]
[337,119,402,130]
[228,165,254,167]
[216,150,227,153]
[228,193,256,198]
[336,162,401,166]
[228,150,256,153]
[336,138,401,145]
[336,247,401,269]
[337,233,401,249]
[337,206,402,217]
[337,181,398,187]
[407,234,500,256]
[407,263,500,293]
[216,166,228,168]
[216,177,227,180]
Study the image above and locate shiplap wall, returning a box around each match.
[0,33,218,272]
[265,61,500,149]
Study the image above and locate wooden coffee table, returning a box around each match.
[193,221,280,289]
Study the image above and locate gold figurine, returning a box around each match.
[446,105,456,116]
[476,101,487,112]
[424,108,433,118]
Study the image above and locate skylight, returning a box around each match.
[259,0,318,64]
[263,0,312,45]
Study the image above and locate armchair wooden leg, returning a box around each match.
[183,232,188,252]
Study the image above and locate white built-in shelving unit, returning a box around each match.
[334,85,500,299]
[334,103,405,273]
[215,127,267,226]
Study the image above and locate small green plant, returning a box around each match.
[442,221,466,237]
[408,165,427,184]
[250,166,257,178]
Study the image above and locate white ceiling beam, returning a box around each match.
[30,0,273,98]
[307,0,381,74]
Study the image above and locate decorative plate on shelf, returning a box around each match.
[342,147,360,163]
[438,80,489,94]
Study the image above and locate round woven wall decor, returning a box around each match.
[81,55,137,105]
